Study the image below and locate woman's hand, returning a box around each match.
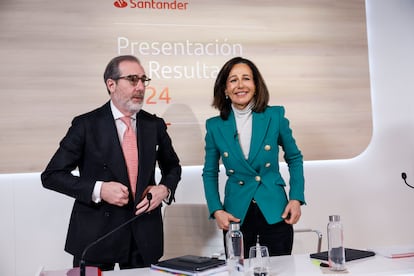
[213,210,240,230]
[282,200,301,224]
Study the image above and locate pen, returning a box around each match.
[320,262,329,267]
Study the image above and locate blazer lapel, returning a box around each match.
[248,111,270,162]
[218,112,256,172]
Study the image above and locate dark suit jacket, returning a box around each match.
[41,101,181,265]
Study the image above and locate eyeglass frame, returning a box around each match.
[114,74,151,87]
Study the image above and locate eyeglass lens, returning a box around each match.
[120,75,151,86]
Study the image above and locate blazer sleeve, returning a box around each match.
[277,106,305,204]
[202,118,223,217]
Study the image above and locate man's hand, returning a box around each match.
[135,185,169,215]
[213,210,240,230]
[100,181,129,206]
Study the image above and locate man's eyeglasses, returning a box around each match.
[115,75,151,87]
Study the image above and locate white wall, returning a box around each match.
[1,1,414,275]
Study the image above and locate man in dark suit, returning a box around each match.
[41,55,181,270]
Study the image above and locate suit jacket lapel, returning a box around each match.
[135,111,155,199]
[94,102,129,187]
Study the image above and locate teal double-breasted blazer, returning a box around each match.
[202,106,305,225]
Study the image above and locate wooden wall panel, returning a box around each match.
[0,0,371,173]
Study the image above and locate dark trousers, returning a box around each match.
[73,239,146,271]
[224,201,294,258]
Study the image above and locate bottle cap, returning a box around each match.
[229,222,240,231]
[329,215,340,222]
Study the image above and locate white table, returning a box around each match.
[102,254,414,275]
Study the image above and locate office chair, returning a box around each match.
[293,228,322,253]
[162,203,322,260]
[162,203,224,260]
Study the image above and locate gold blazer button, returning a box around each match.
[255,176,261,182]
[223,152,229,158]
[264,145,271,151]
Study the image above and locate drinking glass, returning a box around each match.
[248,245,270,276]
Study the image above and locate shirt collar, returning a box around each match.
[110,100,137,121]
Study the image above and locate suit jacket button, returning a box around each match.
[223,152,229,158]
[238,181,244,185]
[265,163,271,168]
[228,169,235,174]
[255,176,261,182]
[264,145,271,151]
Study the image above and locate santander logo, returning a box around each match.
[113,0,189,10]
[114,0,128,8]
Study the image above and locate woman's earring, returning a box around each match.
[225,94,229,99]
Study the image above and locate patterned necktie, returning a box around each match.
[120,116,138,198]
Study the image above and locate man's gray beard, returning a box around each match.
[128,101,143,114]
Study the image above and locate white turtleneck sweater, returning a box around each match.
[232,102,254,159]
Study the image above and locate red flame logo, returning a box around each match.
[114,0,128,8]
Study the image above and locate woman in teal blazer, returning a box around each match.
[202,57,305,257]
